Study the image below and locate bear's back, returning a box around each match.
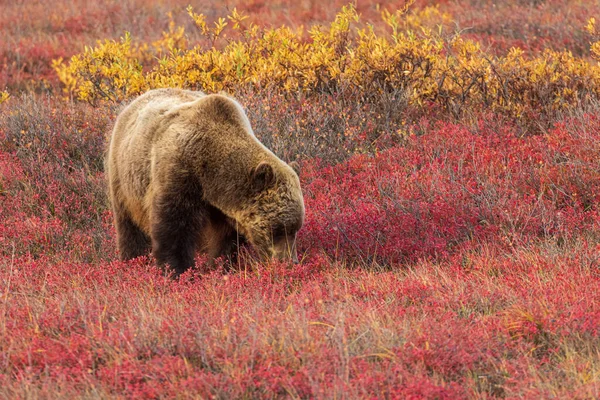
[115,89,204,141]
[109,88,206,165]
[107,89,207,232]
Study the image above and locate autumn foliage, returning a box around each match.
[1,0,600,398]
[53,4,600,129]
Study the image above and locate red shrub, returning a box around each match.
[300,115,600,266]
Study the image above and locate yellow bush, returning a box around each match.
[53,4,600,122]
[53,32,147,102]
[587,18,600,62]
[0,91,9,105]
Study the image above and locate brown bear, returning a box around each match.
[106,88,305,276]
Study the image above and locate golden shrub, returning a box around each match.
[0,91,10,105]
[53,4,600,122]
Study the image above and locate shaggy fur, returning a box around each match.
[106,88,305,276]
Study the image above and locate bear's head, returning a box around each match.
[240,160,304,263]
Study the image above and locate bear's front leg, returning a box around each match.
[198,207,243,268]
[150,190,205,277]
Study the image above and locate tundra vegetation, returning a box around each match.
[0,0,599,398]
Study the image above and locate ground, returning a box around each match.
[0,0,599,398]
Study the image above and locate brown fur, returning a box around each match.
[106,88,305,276]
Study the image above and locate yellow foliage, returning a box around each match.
[587,18,600,62]
[187,5,209,35]
[227,7,249,30]
[53,32,147,102]
[152,12,187,55]
[0,91,9,104]
[53,4,600,121]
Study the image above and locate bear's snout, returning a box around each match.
[272,236,299,264]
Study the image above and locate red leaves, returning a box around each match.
[2,91,600,398]
[300,115,600,266]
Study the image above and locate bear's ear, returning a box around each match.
[288,161,301,176]
[251,161,276,192]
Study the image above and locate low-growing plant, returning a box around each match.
[53,4,600,131]
[2,1,600,397]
